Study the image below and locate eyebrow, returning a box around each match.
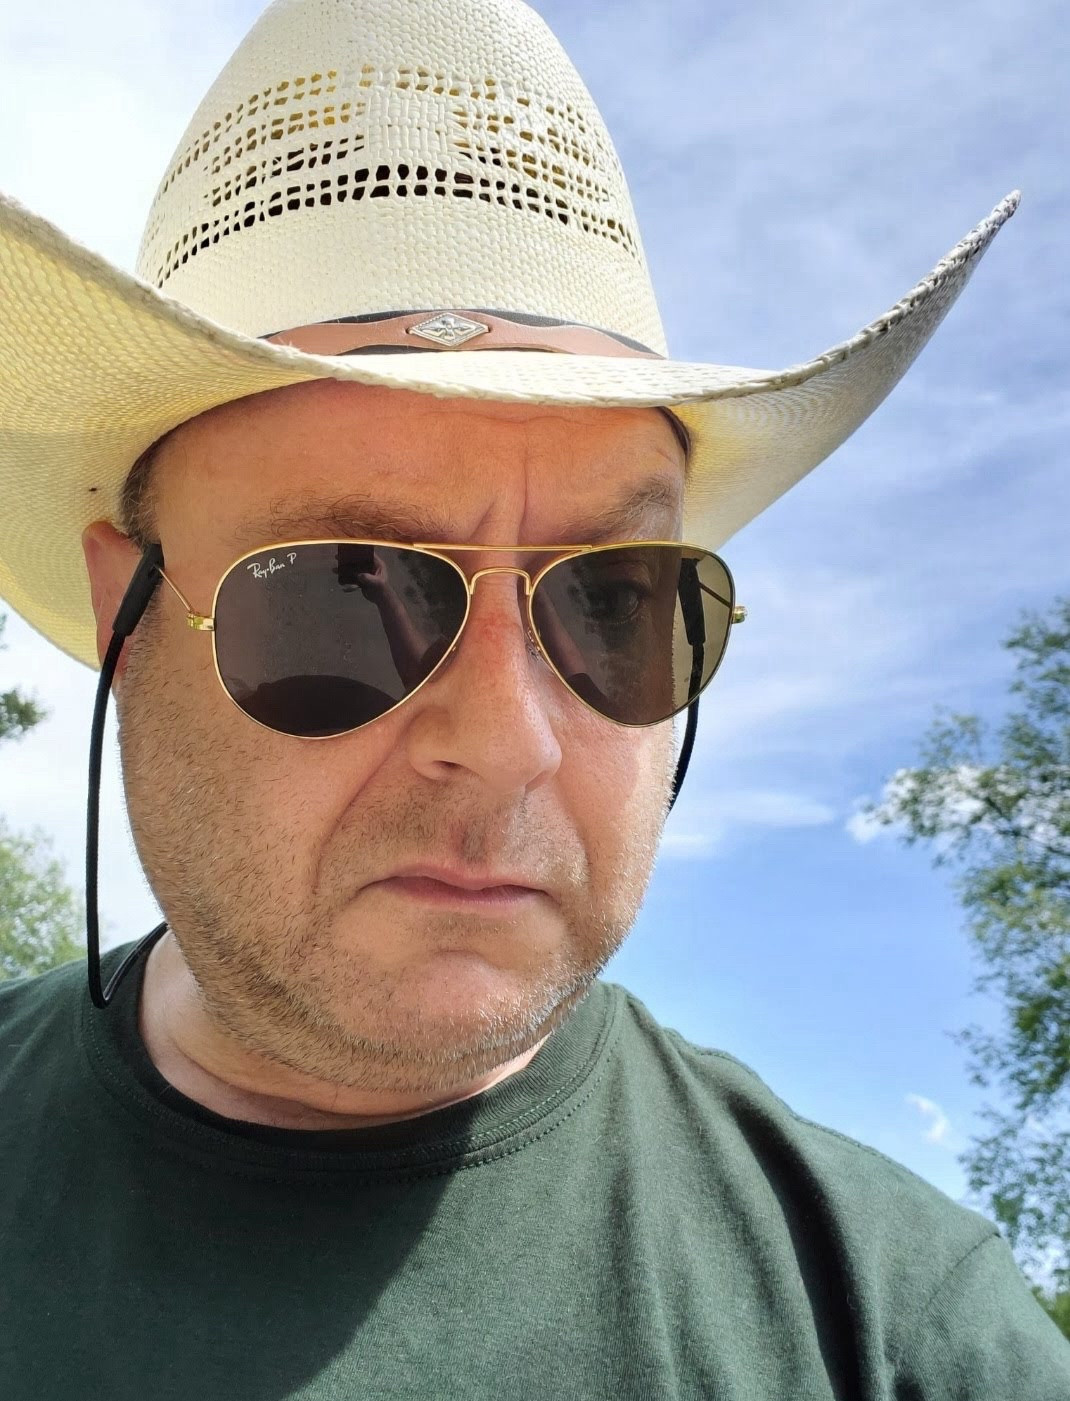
[234,476,683,549]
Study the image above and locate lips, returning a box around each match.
[378,865,545,894]
[358,864,549,910]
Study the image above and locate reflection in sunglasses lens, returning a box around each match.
[214,544,468,736]
[531,546,734,724]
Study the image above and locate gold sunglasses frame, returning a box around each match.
[157,539,746,739]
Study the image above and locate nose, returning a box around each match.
[403,570,563,795]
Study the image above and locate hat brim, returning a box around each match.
[0,189,1019,669]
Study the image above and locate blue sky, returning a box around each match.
[0,0,1066,1269]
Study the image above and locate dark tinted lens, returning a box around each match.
[531,545,734,725]
[213,544,468,736]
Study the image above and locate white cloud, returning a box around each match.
[705,790,837,827]
[660,832,719,860]
[663,785,837,859]
[844,807,893,845]
[906,1092,953,1146]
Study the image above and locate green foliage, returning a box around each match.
[862,597,1070,1311]
[0,614,45,745]
[1032,1285,1070,1338]
[1,610,84,981]
[0,820,84,981]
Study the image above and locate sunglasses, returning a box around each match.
[154,539,745,738]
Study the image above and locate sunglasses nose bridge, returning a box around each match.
[460,565,541,659]
[466,564,533,597]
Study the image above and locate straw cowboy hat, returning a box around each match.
[0,0,1018,670]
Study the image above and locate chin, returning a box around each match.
[317,934,575,1032]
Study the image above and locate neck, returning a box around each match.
[136,931,546,1130]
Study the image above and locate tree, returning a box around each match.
[0,821,84,980]
[0,611,86,981]
[0,614,44,744]
[862,596,1070,1335]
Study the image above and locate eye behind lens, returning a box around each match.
[531,544,735,726]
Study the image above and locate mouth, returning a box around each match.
[366,866,547,909]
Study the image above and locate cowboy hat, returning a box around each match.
[0,0,1018,669]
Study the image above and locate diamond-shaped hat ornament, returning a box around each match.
[408,314,490,348]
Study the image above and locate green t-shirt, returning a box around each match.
[1,941,1067,1399]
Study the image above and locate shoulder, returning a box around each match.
[601,981,1070,1386]
[0,954,87,1059]
[0,953,85,1010]
[601,978,1002,1264]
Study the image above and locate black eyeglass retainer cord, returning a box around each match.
[668,556,704,815]
[86,545,169,1008]
[86,545,699,1008]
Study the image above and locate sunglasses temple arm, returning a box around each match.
[86,544,171,1010]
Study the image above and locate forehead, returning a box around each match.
[151,380,686,544]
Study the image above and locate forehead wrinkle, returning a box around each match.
[231,472,681,551]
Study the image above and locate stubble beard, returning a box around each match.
[117,626,672,1095]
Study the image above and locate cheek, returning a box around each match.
[121,622,394,872]
[200,728,401,885]
[560,716,674,864]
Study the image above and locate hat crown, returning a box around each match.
[135,0,667,354]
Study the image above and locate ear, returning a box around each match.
[82,521,144,673]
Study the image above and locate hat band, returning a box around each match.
[264,310,664,359]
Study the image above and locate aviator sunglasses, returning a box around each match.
[156,538,746,736]
[86,537,746,1006]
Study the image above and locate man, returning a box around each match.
[0,0,1065,1396]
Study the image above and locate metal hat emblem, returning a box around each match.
[408,313,491,347]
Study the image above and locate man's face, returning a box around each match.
[107,381,684,1094]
